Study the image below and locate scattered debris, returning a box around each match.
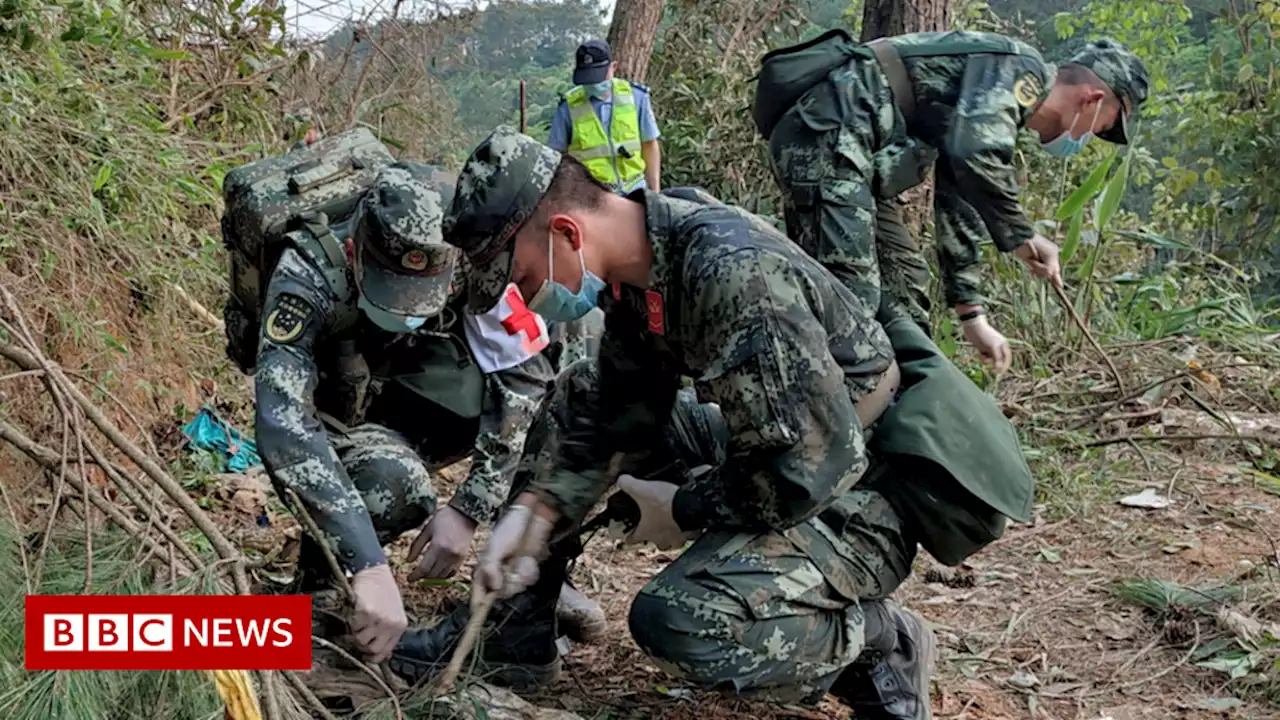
[1118,488,1172,510]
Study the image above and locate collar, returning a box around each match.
[606,189,678,336]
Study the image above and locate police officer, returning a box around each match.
[254,161,603,664]
[759,35,1149,373]
[391,127,1035,720]
[547,39,662,194]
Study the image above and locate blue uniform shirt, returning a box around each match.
[547,81,660,191]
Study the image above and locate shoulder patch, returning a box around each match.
[1013,72,1043,108]
[264,293,314,344]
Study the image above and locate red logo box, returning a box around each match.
[25,595,312,671]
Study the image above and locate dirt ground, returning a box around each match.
[287,445,1262,720]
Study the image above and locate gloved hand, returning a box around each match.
[617,475,699,551]
[349,563,407,662]
[473,503,554,600]
[406,505,479,581]
[1013,234,1063,290]
[961,314,1012,374]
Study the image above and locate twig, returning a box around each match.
[1051,282,1126,395]
[32,392,72,591]
[1074,362,1262,431]
[0,480,33,594]
[437,452,628,694]
[78,429,93,593]
[171,283,225,331]
[282,671,340,720]
[0,335,249,593]
[283,488,354,601]
[1083,433,1264,448]
[0,368,44,383]
[0,419,197,577]
[312,636,403,720]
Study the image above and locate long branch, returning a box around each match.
[0,340,247,592]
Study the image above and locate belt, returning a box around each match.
[853,358,901,429]
[866,38,917,126]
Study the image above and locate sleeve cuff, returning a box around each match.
[447,491,493,526]
[993,216,1035,253]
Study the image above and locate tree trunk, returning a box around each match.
[606,0,665,84]
[860,0,950,241]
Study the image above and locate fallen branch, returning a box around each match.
[283,671,340,720]
[171,283,225,331]
[0,418,199,577]
[0,339,249,593]
[1073,362,1262,431]
[1083,433,1264,448]
[1052,282,1126,395]
[312,636,403,720]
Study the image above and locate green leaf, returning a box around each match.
[1095,150,1132,232]
[1055,152,1115,221]
[1061,207,1084,264]
[93,165,112,192]
[1237,62,1255,84]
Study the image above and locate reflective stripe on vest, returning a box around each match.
[566,79,646,193]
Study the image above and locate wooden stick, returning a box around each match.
[1051,282,1126,395]
[435,452,626,694]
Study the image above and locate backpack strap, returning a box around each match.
[291,211,355,321]
[866,38,917,126]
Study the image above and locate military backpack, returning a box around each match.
[220,126,396,373]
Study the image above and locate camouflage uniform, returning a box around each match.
[763,33,1149,330]
[423,127,1036,710]
[255,162,554,581]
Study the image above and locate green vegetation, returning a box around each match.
[0,0,1278,715]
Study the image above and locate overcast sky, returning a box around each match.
[284,0,616,40]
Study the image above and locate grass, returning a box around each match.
[0,520,227,720]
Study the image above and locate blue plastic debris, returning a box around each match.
[181,405,262,473]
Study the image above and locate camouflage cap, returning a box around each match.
[354,161,460,317]
[1066,38,1149,144]
[442,125,562,313]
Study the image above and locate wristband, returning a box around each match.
[958,308,986,324]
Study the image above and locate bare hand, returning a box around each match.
[961,315,1013,374]
[406,505,478,581]
[349,564,407,662]
[1013,234,1063,290]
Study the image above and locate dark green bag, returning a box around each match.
[752,29,862,140]
[386,332,484,420]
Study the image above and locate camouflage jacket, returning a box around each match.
[255,247,552,574]
[529,189,895,533]
[857,32,1050,306]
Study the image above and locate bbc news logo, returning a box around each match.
[25,595,311,671]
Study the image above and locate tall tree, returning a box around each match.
[860,0,949,40]
[860,0,950,236]
[606,0,665,83]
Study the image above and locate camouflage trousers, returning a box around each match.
[293,422,438,587]
[767,58,935,334]
[521,360,917,703]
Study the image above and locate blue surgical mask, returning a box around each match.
[527,234,605,323]
[1041,102,1103,157]
[359,294,427,333]
[586,80,613,100]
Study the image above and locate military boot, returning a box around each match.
[556,581,606,644]
[831,600,937,719]
[387,552,567,690]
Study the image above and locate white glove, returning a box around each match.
[474,504,554,600]
[617,475,699,551]
[1013,234,1063,290]
[349,564,407,662]
[961,314,1012,374]
[406,505,478,581]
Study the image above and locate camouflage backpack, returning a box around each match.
[220,127,396,373]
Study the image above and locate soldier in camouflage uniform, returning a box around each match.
[759,35,1148,372]
[255,161,612,664]
[283,108,320,151]
[388,127,1035,720]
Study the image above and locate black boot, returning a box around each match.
[831,600,937,720]
[388,551,567,689]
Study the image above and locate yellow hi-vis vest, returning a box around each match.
[565,79,646,193]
